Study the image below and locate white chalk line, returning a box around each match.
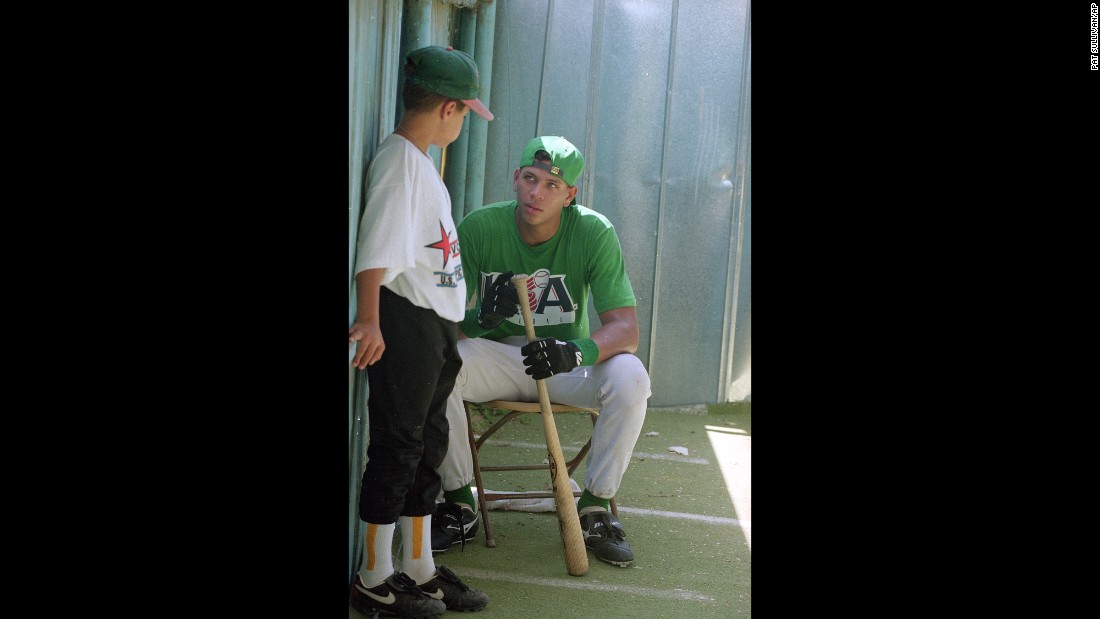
[481,440,710,465]
[455,567,715,602]
[616,506,750,530]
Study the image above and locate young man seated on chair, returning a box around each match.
[433,136,652,567]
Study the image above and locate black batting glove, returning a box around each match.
[520,338,582,380]
[477,271,520,330]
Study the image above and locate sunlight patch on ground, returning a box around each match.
[706,424,751,548]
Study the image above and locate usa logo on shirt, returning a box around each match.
[482,269,577,326]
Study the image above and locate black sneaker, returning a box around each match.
[418,564,489,612]
[580,510,634,567]
[431,502,479,553]
[349,571,446,618]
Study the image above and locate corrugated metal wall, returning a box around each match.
[348,0,750,581]
[482,0,751,406]
[347,0,402,582]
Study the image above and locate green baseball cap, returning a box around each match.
[405,45,493,121]
[519,136,585,186]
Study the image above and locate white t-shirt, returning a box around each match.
[354,134,466,322]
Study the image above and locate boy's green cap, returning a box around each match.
[405,45,493,120]
[519,136,584,186]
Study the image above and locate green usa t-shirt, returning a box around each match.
[458,201,636,342]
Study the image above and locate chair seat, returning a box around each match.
[482,400,598,414]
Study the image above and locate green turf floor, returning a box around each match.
[350,401,751,618]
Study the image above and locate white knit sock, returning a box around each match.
[357,522,395,588]
[398,515,437,584]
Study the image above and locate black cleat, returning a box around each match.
[580,510,634,567]
[431,502,479,553]
[350,571,446,618]
[418,564,489,612]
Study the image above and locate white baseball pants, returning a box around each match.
[439,336,651,499]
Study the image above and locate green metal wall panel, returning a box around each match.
[481,0,751,406]
[348,0,403,584]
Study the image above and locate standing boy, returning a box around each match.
[432,136,652,568]
[348,45,492,617]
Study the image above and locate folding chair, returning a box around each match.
[463,399,618,547]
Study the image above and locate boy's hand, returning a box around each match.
[348,320,384,369]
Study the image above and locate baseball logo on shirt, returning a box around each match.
[483,269,577,326]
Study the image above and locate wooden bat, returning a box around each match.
[512,273,589,577]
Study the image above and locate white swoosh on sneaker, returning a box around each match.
[355,583,396,604]
[425,588,445,600]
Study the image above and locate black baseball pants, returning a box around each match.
[358,286,462,524]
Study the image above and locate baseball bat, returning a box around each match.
[512,274,589,577]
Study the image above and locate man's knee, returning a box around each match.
[610,353,650,385]
[602,354,652,402]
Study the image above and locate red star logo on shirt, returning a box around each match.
[424,220,456,270]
